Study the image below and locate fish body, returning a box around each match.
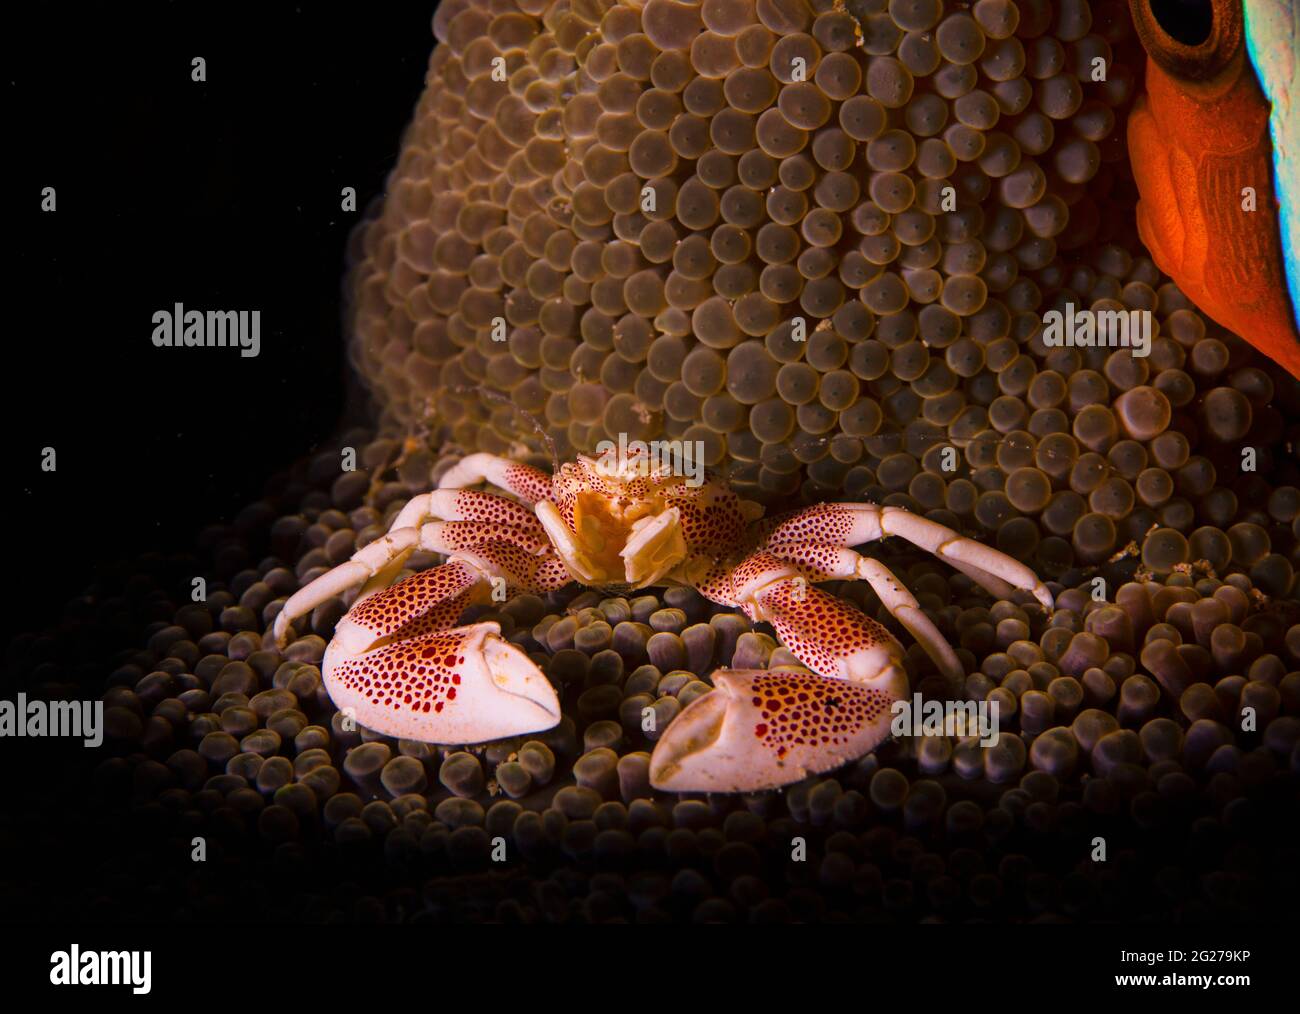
[1128,0,1300,377]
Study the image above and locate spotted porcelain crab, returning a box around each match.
[272,450,1052,792]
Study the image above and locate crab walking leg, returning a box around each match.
[381,489,545,543]
[747,582,911,690]
[762,503,1053,610]
[321,541,568,656]
[935,557,1020,602]
[273,515,555,647]
[717,552,911,688]
[418,519,550,555]
[876,507,1054,610]
[361,488,546,599]
[327,558,490,653]
[274,526,421,647]
[357,516,555,605]
[357,554,419,608]
[764,544,964,682]
[436,452,553,505]
[770,511,1017,603]
[857,557,965,679]
[758,502,884,551]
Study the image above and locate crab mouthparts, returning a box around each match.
[621,508,687,586]
[565,493,687,587]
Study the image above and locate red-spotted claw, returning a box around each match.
[648,668,906,793]
[324,621,560,744]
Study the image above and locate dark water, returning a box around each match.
[7,3,432,644]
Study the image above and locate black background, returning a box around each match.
[8,3,433,642]
[5,1,1298,944]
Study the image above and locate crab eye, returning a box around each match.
[1130,0,1244,83]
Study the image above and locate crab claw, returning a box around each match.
[323,622,560,744]
[649,667,906,793]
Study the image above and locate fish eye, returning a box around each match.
[1130,0,1244,83]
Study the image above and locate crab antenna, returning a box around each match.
[447,384,560,476]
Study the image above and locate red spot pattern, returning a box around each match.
[448,490,544,532]
[463,540,551,586]
[730,551,789,591]
[536,555,573,591]
[462,540,573,595]
[346,540,569,646]
[349,561,480,641]
[500,463,553,505]
[335,630,473,714]
[746,671,891,760]
[663,484,748,556]
[758,503,869,550]
[767,543,845,582]
[754,580,893,678]
[433,520,548,554]
[694,563,739,606]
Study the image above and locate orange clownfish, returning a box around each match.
[1128,0,1300,378]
